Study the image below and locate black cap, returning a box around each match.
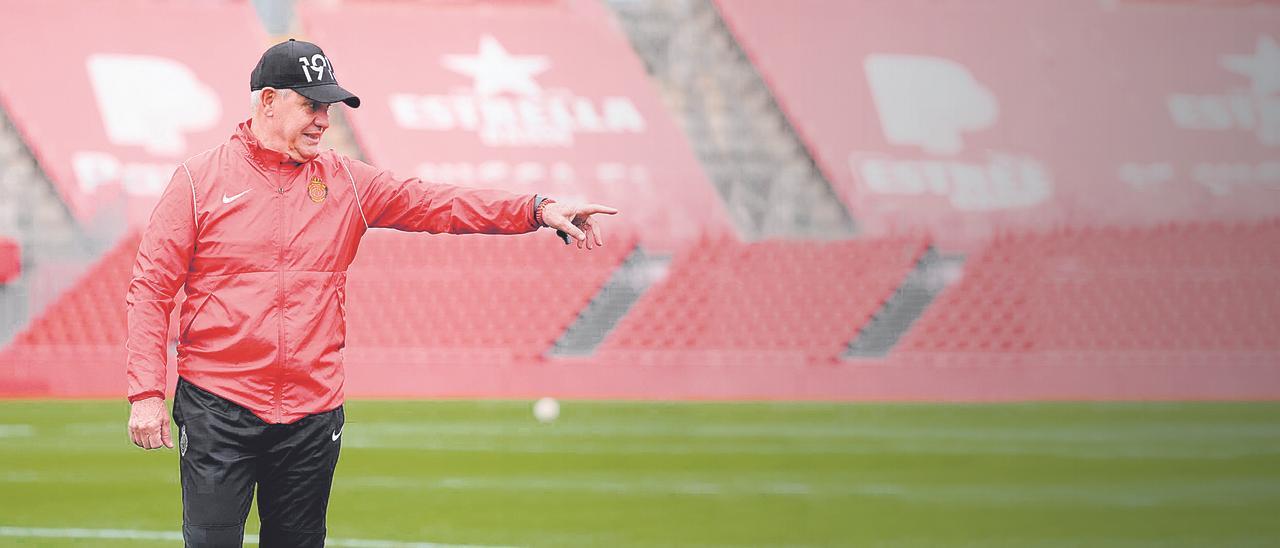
[250,39,360,108]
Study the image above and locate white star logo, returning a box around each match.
[1221,35,1280,96]
[442,35,550,97]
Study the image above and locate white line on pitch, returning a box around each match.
[0,424,34,437]
[0,526,511,548]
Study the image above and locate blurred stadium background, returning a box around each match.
[0,0,1279,545]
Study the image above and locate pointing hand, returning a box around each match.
[540,203,619,250]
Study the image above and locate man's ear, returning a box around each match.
[259,87,280,115]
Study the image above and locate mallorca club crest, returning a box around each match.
[307,176,327,204]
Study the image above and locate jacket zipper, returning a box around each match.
[274,184,286,422]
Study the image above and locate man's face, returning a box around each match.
[272,90,331,162]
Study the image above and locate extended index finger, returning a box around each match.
[580,204,618,216]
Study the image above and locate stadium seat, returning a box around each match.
[897,221,1280,355]
[8,232,139,348]
[595,235,928,364]
[344,229,635,358]
[0,229,635,390]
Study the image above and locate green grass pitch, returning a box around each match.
[1,399,1278,546]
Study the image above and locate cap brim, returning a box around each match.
[295,83,360,108]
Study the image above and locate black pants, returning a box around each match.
[172,378,344,548]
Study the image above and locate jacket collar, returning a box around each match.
[233,119,305,172]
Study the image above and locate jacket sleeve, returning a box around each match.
[344,158,539,234]
[125,167,196,403]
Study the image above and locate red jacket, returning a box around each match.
[126,120,539,423]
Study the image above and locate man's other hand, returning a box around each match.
[128,397,173,450]
[541,203,619,250]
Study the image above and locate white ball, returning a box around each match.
[533,397,560,423]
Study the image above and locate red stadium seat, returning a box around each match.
[343,230,635,356]
[596,235,928,363]
[896,221,1280,355]
[9,233,141,348]
[0,229,635,394]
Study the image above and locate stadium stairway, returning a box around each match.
[603,0,854,240]
[549,246,668,357]
[0,106,113,348]
[845,248,959,358]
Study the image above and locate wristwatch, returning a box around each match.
[534,195,555,226]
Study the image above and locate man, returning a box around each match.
[125,39,616,547]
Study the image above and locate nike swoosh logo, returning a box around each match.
[222,188,251,204]
[331,429,342,442]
